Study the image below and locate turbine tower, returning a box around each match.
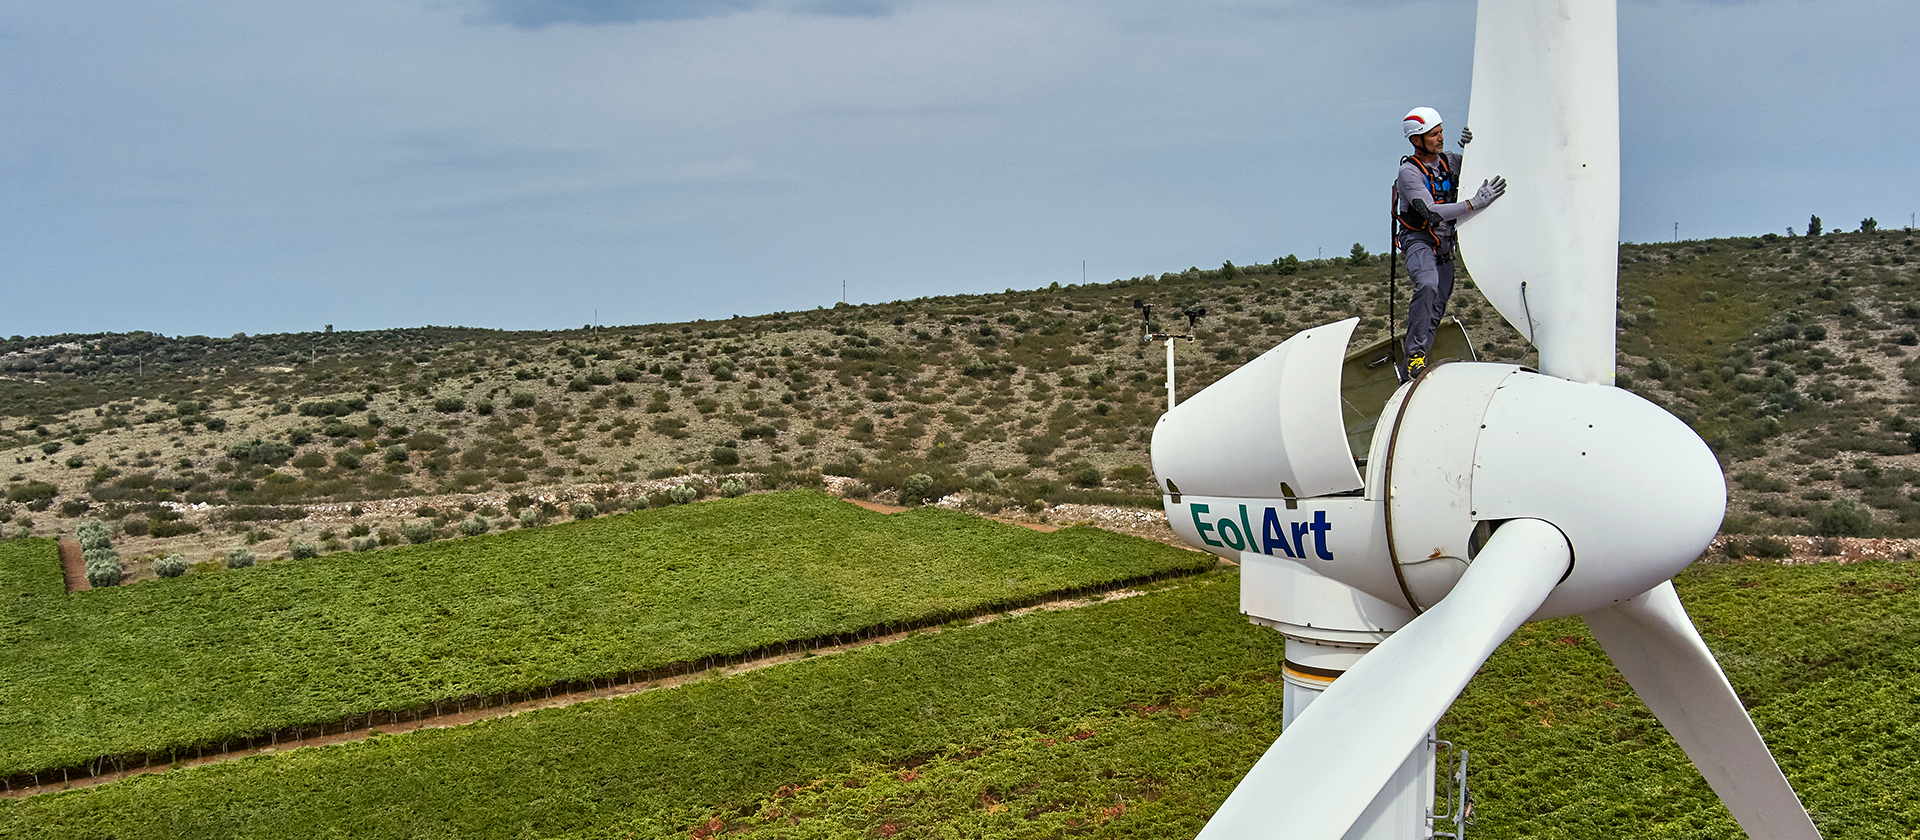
[1149,2,1822,837]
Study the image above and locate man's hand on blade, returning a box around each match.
[1470,176,1506,209]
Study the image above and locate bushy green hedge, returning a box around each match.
[0,491,1212,779]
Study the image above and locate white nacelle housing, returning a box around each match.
[1150,318,1363,501]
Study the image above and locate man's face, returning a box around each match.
[1416,126,1445,154]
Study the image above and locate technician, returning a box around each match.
[1395,107,1506,378]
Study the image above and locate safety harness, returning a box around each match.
[1395,153,1459,260]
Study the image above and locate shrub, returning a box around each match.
[226,548,256,569]
[625,496,651,510]
[570,502,598,520]
[719,478,748,498]
[6,480,58,506]
[350,536,377,552]
[226,439,295,467]
[459,516,490,536]
[711,446,740,466]
[288,540,319,560]
[402,521,435,544]
[899,473,935,506]
[154,552,188,578]
[1727,535,1792,560]
[76,519,112,551]
[433,396,467,413]
[518,508,541,528]
[1809,500,1873,537]
[474,400,495,416]
[149,519,201,538]
[83,546,122,587]
[669,484,700,505]
[510,391,536,409]
[1070,465,1104,488]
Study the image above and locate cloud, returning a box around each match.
[473,0,766,28]
[786,0,895,17]
[471,0,896,28]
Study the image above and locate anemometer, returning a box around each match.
[1133,299,1205,410]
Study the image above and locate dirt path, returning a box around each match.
[56,540,87,593]
[0,583,1163,800]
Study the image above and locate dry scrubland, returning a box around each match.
[3,228,1920,577]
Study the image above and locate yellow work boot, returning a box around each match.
[1406,354,1427,378]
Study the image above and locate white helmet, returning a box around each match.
[1402,107,1442,138]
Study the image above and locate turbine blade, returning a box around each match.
[1583,582,1823,839]
[1198,519,1570,840]
[1457,0,1620,385]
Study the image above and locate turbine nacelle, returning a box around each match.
[1149,318,1725,619]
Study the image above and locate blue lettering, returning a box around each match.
[1291,522,1311,559]
[1217,517,1246,550]
[1310,510,1334,560]
[1190,503,1222,547]
[1261,507,1295,557]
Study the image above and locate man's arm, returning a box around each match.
[1396,162,1475,224]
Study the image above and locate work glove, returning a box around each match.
[1458,126,1473,147]
[1468,176,1506,209]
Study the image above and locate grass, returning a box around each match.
[0,539,64,601]
[5,559,1913,838]
[0,491,1213,779]
[0,572,1281,839]
[687,559,1920,840]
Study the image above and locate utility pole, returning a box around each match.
[1673,222,1678,243]
[1082,260,1086,285]
[841,279,846,304]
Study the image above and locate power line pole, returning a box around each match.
[1673,222,1678,243]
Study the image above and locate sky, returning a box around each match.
[3,0,1914,339]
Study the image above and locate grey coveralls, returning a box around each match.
[1394,151,1473,360]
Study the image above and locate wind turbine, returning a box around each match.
[1149,2,1822,838]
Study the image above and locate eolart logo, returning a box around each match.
[1188,503,1333,560]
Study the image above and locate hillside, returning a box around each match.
[3,228,1919,572]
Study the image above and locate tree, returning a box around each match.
[1220,261,1238,280]
[1349,243,1371,266]
[1807,215,1823,237]
[1861,217,1878,233]
[1274,254,1300,276]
